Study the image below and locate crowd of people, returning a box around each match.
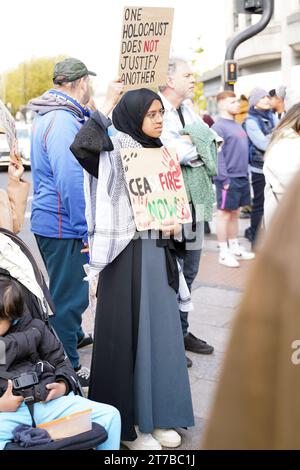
[0,54,300,451]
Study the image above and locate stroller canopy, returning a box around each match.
[0,231,46,307]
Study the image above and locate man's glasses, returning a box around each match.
[145,108,165,121]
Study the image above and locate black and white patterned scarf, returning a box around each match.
[84,132,193,312]
[84,132,138,275]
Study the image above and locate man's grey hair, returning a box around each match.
[54,76,88,91]
[158,57,189,92]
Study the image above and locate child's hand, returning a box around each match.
[0,380,24,412]
[45,381,67,402]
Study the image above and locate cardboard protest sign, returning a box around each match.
[119,6,174,91]
[0,99,17,150]
[121,146,192,231]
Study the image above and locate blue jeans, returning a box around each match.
[180,221,204,337]
[0,392,121,450]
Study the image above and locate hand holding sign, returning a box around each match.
[100,78,125,117]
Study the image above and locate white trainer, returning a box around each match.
[122,427,162,451]
[152,428,181,448]
[219,251,240,268]
[230,245,255,261]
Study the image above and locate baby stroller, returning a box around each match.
[0,228,107,450]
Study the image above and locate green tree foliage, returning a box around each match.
[192,39,206,112]
[193,80,206,112]
[3,55,66,114]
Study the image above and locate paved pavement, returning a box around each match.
[2,170,254,450]
[80,215,255,450]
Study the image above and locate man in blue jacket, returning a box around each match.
[29,58,123,386]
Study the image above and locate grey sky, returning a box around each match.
[2,0,227,89]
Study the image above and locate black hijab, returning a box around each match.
[113,89,182,292]
[112,88,163,148]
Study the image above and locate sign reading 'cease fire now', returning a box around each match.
[121,146,192,231]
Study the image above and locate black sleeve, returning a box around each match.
[37,322,78,394]
[1,327,42,368]
[70,110,114,178]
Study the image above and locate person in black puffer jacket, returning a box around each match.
[0,275,121,450]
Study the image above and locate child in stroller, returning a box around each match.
[0,273,121,450]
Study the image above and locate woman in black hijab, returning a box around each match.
[88,89,194,450]
[112,88,163,148]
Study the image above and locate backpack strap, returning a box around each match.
[0,371,36,427]
[21,388,37,428]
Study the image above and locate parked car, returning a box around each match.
[0,130,11,168]
[16,123,31,168]
[0,123,31,168]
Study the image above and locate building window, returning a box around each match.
[233,12,239,31]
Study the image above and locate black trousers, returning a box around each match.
[250,172,266,243]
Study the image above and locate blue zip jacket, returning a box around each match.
[30,91,89,241]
